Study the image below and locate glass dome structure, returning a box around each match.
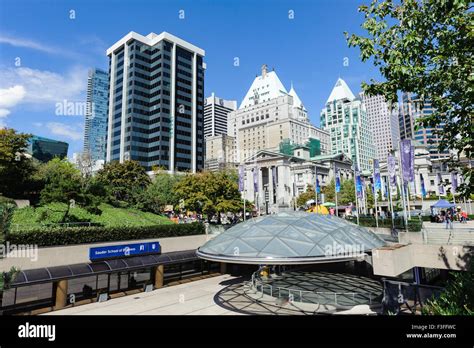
[197,212,386,265]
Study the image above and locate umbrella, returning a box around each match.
[322,202,336,207]
[307,205,329,215]
[306,199,316,205]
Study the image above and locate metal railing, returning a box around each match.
[249,272,378,308]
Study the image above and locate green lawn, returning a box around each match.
[11,202,173,231]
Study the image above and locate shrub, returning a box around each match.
[6,222,205,247]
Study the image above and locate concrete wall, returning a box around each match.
[0,234,213,272]
[372,243,473,277]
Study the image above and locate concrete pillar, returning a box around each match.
[55,279,68,309]
[220,262,227,274]
[268,166,274,206]
[154,265,164,289]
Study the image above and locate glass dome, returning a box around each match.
[197,212,386,265]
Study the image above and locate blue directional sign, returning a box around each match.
[89,241,161,261]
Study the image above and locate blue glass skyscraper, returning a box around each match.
[84,68,109,162]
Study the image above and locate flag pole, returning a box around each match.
[334,162,338,217]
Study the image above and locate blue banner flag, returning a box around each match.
[373,159,381,191]
[335,168,341,193]
[355,165,362,198]
[420,173,426,198]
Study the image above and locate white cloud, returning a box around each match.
[46,122,82,141]
[0,85,26,117]
[0,34,80,59]
[0,66,87,107]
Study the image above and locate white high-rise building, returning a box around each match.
[228,65,330,163]
[203,93,237,139]
[320,78,376,171]
[105,31,205,173]
[361,93,399,162]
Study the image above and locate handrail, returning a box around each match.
[250,272,377,307]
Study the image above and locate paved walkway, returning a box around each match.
[45,274,242,316]
[46,274,380,316]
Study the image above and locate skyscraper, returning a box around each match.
[203,93,236,138]
[320,78,376,171]
[106,31,205,172]
[84,68,109,162]
[398,92,449,165]
[361,93,399,163]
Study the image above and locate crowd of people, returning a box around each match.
[433,208,469,229]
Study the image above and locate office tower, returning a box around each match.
[203,93,236,138]
[399,92,449,165]
[361,93,399,162]
[84,68,109,162]
[320,78,376,171]
[228,64,330,162]
[106,31,205,172]
[27,135,69,163]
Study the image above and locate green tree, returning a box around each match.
[423,263,474,315]
[174,170,242,223]
[296,185,316,207]
[322,179,335,203]
[0,266,20,312]
[339,179,356,205]
[38,158,83,222]
[0,202,16,241]
[96,161,151,207]
[345,0,473,197]
[141,172,182,213]
[0,128,36,198]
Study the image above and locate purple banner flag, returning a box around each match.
[253,167,258,193]
[451,172,458,194]
[409,145,415,182]
[238,165,244,192]
[437,173,444,195]
[387,154,397,187]
[400,140,414,183]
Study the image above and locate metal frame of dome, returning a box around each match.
[197,212,386,265]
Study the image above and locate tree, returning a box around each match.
[339,179,356,205]
[141,172,182,213]
[297,185,316,207]
[38,158,83,222]
[322,179,335,203]
[0,202,16,241]
[96,161,151,207]
[0,128,35,198]
[345,0,473,197]
[0,266,20,313]
[174,170,243,223]
[423,263,474,315]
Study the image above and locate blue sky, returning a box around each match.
[0,0,379,156]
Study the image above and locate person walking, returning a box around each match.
[446,210,453,230]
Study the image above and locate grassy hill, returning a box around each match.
[11,202,173,231]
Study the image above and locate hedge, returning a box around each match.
[346,216,423,232]
[6,222,205,247]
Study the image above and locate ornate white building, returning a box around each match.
[228,65,330,163]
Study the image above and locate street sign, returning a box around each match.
[89,241,161,261]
